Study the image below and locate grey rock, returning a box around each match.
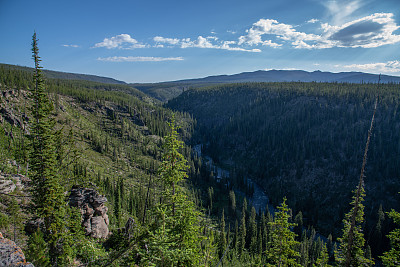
[0,173,29,194]
[103,213,109,226]
[94,205,108,217]
[90,216,109,239]
[0,232,34,267]
[68,187,109,238]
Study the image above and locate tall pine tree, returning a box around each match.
[29,32,69,265]
[335,77,379,267]
[142,116,205,266]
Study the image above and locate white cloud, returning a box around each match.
[307,19,319,24]
[154,36,180,45]
[262,40,282,48]
[153,35,260,52]
[62,44,79,48]
[227,30,237,34]
[326,13,400,48]
[93,34,147,49]
[220,41,261,52]
[238,19,320,48]
[342,60,400,73]
[181,36,216,48]
[97,56,184,62]
[239,13,400,49]
[93,12,400,55]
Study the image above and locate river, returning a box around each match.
[193,145,274,214]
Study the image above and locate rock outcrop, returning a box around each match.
[68,187,109,239]
[0,173,28,194]
[0,232,34,267]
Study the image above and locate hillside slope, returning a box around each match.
[135,70,400,102]
[0,63,126,84]
[167,82,400,254]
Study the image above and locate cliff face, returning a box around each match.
[68,187,109,239]
[0,232,34,267]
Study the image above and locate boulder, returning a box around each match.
[68,187,109,238]
[90,216,109,239]
[0,232,34,267]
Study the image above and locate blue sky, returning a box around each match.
[0,0,399,83]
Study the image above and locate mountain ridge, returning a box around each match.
[0,63,126,85]
[168,69,400,84]
[133,69,400,101]
[3,63,399,102]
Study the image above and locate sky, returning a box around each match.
[0,0,399,83]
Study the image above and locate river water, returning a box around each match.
[193,145,274,214]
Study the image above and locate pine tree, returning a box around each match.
[143,116,204,266]
[372,204,385,255]
[6,197,23,243]
[218,209,227,259]
[29,32,69,265]
[113,180,121,227]
[335,80,379,267]
[335,186,373,266]
[26,228,50,267]
[314,243,330,267]
[380,209,400,266]
[266,197,301,267]
[229,190,236,215]
[239,201,247,256]
[249,206,258,254]
[234,219,239,253]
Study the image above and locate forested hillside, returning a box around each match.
[167,82,400,258]
[132,70,400,102]
[0,63,126,84]
[2,36,400,266]
[0,57,217,265]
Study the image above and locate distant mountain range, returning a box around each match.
[134,70,400,101]
[0,63,126,85]
[170,69,400,84]
[2,63,399,101]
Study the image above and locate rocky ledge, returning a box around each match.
[0,232,34,267]
[68,187,109,239]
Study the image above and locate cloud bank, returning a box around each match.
[153,35,261,52]
[94,13,400,54]
[92,12,400,66]
[343,60,400,73]
[239,13,400,49]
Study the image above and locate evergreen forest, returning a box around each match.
[0,34,400,266]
